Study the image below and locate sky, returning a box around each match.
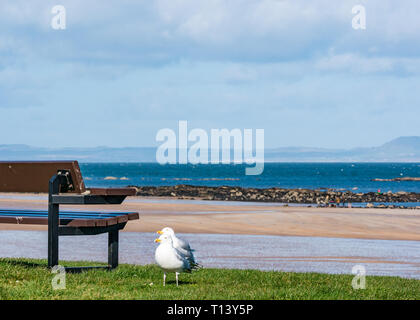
[0,0,419,149]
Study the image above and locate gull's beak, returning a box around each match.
[157,230,163,235]
[154,238,161,243]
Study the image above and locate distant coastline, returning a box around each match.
[1,136,420,162]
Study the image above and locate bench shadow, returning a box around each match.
[1,259,46,269]
[165,280,194,285]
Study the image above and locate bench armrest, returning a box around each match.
[87,188,137,196]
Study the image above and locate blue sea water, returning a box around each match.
[79,163,420,193]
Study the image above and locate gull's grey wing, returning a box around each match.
[177,237,192,251]
[173,247,192,272]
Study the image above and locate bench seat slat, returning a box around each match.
[0,213,123,219]
[0,210,137,219]
[0,209,139,227]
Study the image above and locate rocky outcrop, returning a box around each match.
[132,184,420,207]
[372,177,420,181]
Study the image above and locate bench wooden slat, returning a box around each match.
[0,161,86,193]
[0,209,137,218]
[0,209,139,228]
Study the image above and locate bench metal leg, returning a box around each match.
[48,203,59,268]
[48,174,65,268]
[108,230,119,269]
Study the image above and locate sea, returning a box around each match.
[79,162,420,193]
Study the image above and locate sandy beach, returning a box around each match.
[0,193,419,241]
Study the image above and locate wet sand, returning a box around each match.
[0,193,419,241]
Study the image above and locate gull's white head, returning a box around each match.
[154,234,173,244]
[157,227,175,236]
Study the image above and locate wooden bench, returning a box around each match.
[0,161,139,272]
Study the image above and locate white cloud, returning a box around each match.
[315,53,420,75]
[315,53,394,74]
[1,0,420,65]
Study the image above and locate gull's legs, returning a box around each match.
[176,272,179,286]
[163,272,166,286]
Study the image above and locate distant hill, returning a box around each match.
[0,136,419,162]
[0,145,156,162]
[376,136,420,153]
[265,137,420,162]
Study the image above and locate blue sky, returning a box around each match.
[0,0,419,148]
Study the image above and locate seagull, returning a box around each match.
[154,234,195,286]
[157,227,200,266]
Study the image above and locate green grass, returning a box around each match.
[0,258,418,300]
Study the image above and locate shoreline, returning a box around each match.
[0,193,419,241]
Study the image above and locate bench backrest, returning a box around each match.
[0,161,86,193]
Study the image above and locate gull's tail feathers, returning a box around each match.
[190,261,203,271]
